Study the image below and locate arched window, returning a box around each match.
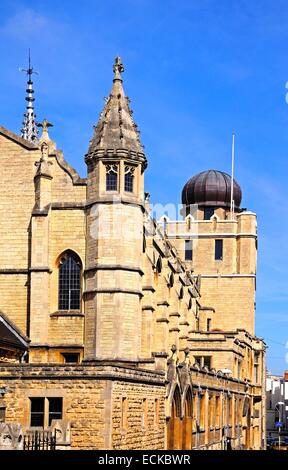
[58,251,81,310]
[124,165,135,193]
[106,164,118,191]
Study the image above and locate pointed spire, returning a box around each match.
[86,57,147,166]
[20,50,38,143]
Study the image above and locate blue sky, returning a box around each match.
[0,0,288,374]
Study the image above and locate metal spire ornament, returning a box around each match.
[20,50,39,143]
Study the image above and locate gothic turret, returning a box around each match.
[84,57,147,361]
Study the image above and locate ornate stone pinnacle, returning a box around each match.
[37,118,56,151]
[113,56,124,81]
[20,50,39,143]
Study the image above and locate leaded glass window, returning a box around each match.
[106,164,118,191]
[124,165,135,193]
[58,252,81,310]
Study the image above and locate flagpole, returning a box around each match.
[230,133,235,220]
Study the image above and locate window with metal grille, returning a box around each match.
[48,398,62,426]
[106,164,118,191]
[59,252,81,310]
[30,398,45,428]
[215,239,223,260]
[185,239,193,261]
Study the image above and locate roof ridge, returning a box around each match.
[0,125,38,149]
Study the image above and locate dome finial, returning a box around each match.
[113,56,124,81]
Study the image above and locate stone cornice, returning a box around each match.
[83,288,143,297]
[0,363,165,386]
[51,202,86,210]
[85,264,144,275]
[85,197,145,210]
[166,232,257,239]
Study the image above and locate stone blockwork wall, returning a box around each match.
[0,363,165,450]
[165,211,257,336]
[112,381,166,449]
[199,277,255,334]
[0,129,87,361]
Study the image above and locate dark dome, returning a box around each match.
[182,170,242,209]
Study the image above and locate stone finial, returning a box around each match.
[113,56,124,81]
[37,118,53,139]
[37,119,56,151]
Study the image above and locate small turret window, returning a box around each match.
[59,251,81,310]
[106,164,118,191]
[215,239,223,261]
[185,239,193,261]
[204,207,215,220]
[124,165,135,193]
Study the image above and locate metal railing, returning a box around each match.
[23,429,56,451]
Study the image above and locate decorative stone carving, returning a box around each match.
[35,142,53,178]
[0,423,23,450]
[37,119,56,151]
[178,347,191,391]
[166,345,178,396]
[50,420,71,450]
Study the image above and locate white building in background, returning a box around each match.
[266,373,288,436]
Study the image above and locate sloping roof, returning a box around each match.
[0,125,38,150]
[87,57,145,158]
[0,311,29,351]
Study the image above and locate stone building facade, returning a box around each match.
[0,57,266,450]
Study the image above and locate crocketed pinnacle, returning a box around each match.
[87,57,145,158]
[21,50,38,143]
